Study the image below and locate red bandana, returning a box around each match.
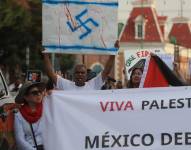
[20,103,42,123]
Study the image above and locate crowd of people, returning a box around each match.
[12,65,144,150]
[11,41,186,150]
[11,41,118,150]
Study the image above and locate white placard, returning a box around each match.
[42,0,118,55]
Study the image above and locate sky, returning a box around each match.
[118,0,191,23]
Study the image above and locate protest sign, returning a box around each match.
[42,0,118,54]
[124,49,173,79]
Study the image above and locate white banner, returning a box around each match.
[42,0,118,54]
[42,87,191,150]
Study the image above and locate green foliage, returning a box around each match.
[0,0,42,74]
[0,2,31,30]
[0,0,75,78]
[0,0,37,72]
[60,55,75,72]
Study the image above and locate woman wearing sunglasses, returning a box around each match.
[14,81,45,150]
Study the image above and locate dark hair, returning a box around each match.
[107,77,116,82]
[46,79,54,90]
[127,67,143,88]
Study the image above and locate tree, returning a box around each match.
[0,0,33,74]
[60,54,75,73]
[0,0,75,81]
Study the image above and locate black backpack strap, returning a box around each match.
[30,123,38,149]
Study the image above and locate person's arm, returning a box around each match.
[101,40,119,81]
[42,53,57,85]
[123,67,129,88]
[14,113,36,150]
[101,55,115,81]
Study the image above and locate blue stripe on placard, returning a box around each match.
[42,0,118,7]
[43,45,118,52]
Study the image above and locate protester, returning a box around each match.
[127,67,143,88]
[14,81,45,150]
[42,41,119,90]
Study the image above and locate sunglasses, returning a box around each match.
[28,90,42,96]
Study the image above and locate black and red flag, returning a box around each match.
[139,55,186,88]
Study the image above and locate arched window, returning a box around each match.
[135,15,146,39]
